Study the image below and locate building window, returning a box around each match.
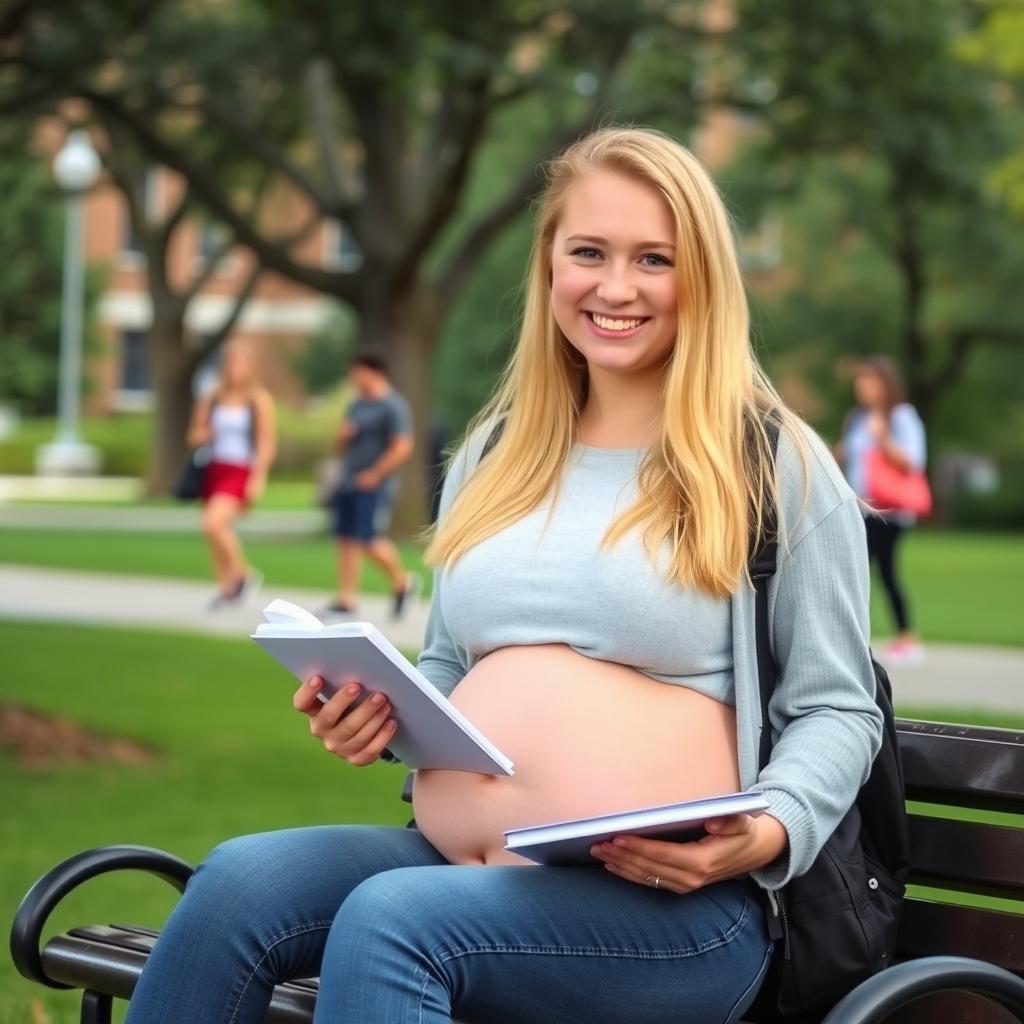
[121,169,159,258]
[197,219,233,269]
[323,218,364,272]
[120,329,150,392]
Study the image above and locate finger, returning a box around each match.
[333,700,392,756]
[704,814,754,837]
[332,690,391,739]
[314,680,364,730]
[594,840,705,889]
[293,676,326,716]
[348,718,399,767]
[599,856,690,895]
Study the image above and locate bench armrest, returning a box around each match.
[10,844,194,990]
[822,956,1024,1024]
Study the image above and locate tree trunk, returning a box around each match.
[359,280,443,538]
[144,319,198,496]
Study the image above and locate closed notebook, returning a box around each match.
[252,599,513,776]
[504,790,770,865]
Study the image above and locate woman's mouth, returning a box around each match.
[584,311,651,338]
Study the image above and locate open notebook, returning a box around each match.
[252,599,513,775]
[504,790,770,865]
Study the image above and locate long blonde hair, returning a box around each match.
[426,126,806,597]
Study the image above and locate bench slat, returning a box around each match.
[908,815,1024,899]
[42,930,318,1023]
[896,898,1024,973]
[896,721,1024,812]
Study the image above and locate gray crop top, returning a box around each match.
[425,443,735,704]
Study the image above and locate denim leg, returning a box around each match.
[315,866,771,1024]
[125,825,446,1024]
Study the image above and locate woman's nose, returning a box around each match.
[595,265,638,305]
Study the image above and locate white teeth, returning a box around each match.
[591,313,644,331]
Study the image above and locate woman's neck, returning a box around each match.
[577,366,663,449]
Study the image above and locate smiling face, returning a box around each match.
[549,168,679,378]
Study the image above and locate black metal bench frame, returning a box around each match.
[11,719,1024,1023]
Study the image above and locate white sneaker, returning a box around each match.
[881,640,925,666]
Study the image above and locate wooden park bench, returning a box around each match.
[11,719,1024,1023]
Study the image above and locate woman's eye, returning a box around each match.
[640,253,672,267]
[569,247,602,259]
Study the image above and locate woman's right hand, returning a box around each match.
[293,675,397,766]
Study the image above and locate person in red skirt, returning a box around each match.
[187,342,277,608]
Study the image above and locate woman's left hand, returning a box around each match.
[590,813,788,895]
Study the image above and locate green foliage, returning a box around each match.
[290,305,356,396]
[726,0,1024,459]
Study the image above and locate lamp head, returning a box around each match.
[54,130,100,193]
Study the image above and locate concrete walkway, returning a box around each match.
[0,564,1021,717]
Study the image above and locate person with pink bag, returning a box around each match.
[837,356,929,665]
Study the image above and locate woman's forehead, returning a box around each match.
[555,169,675,244]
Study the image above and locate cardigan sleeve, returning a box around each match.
[750,493,884,889]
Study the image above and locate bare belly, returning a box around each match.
[412,644,739,865]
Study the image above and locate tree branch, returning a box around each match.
[929,325,1022,396]
[190,93,344,217]
[195,258,265,365]
[432,31,635,308]
[78,87,360,300]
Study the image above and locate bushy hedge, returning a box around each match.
[0,398,349,482]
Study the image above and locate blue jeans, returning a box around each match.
[126,825,771,1024]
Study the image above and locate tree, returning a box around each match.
[730,0,1024,441]
[3,0,708,525]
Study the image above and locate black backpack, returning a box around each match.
[746,421,911,1019]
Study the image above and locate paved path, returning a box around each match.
[0,564,1021,716]
[0,565,428,650]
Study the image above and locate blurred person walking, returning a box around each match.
[837,356,928,665]
[326,349,419,618]
[186,341,277,608]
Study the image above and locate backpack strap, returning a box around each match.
[479,417,506,462]
[752,412,782,773]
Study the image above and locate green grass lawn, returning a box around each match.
[9,479,321,510]
[2,619,1022,1022]
[0,527,1020,645]
[0,529,431,598]
[1,621,411,1024]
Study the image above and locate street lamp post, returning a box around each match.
[36,129,102,476]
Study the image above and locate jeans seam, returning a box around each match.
[720,936,773,1024]
[226,919,334,1024]
[433,892,752,966]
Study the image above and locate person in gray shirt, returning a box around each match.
[326,349,418,617]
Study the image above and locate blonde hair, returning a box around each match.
[426,126,807,597]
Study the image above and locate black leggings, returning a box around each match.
[865,514,912,633]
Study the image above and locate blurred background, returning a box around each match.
[1,1,1022,1020]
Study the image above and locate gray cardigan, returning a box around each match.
[417,422,883,891]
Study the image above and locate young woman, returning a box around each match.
[837,356,927,665]
[186,341,277,608]
[127,128,882,1024]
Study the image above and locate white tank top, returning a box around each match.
[210,403,254,466]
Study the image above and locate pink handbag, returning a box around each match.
[865,448,932,516]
